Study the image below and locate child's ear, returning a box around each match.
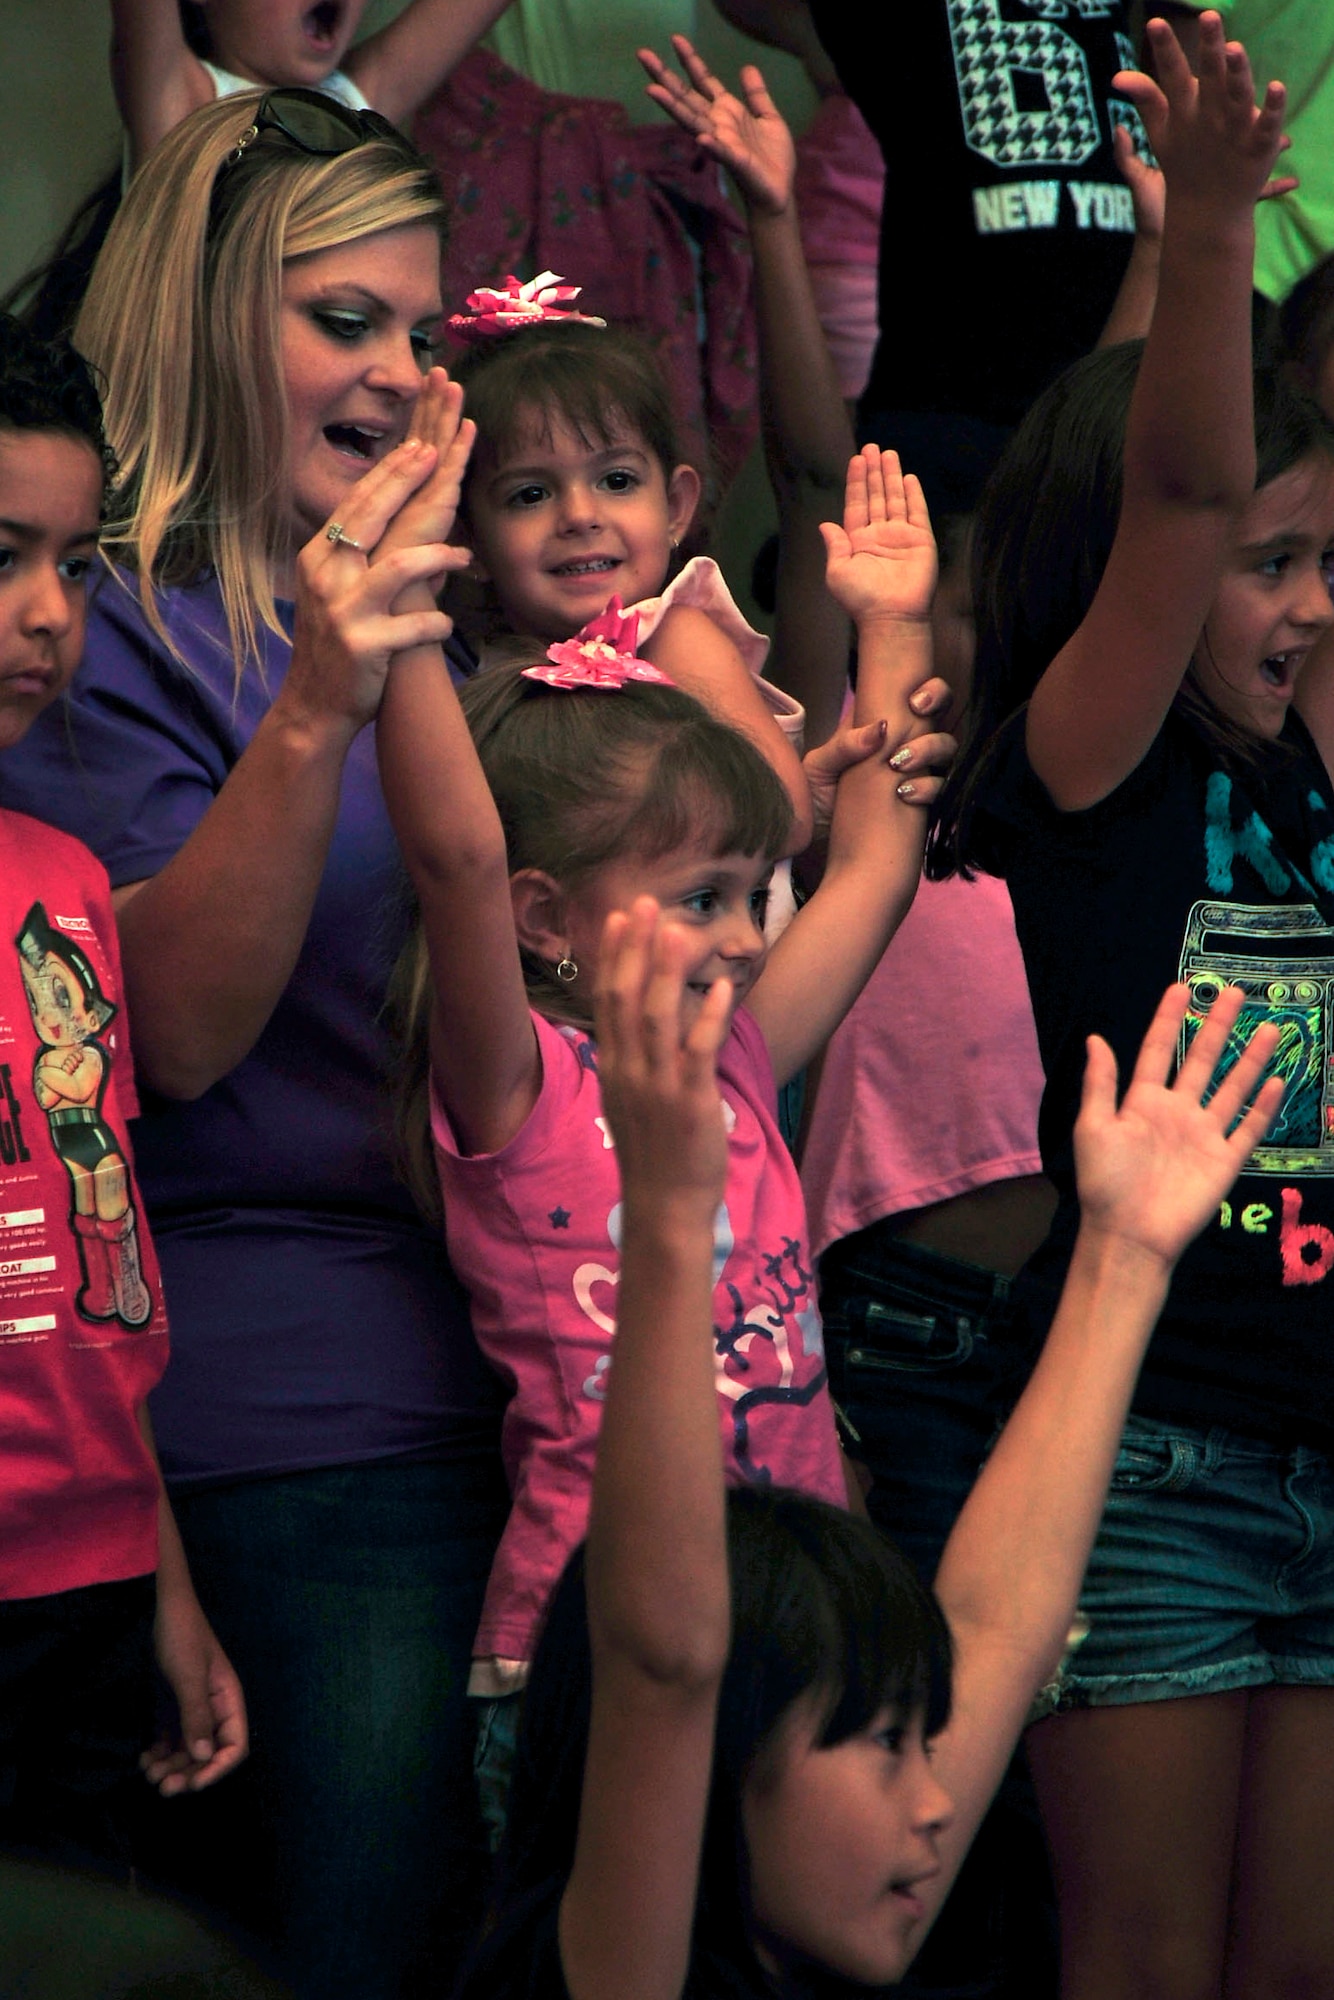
[510,869,569,965]
[666,462,701,545]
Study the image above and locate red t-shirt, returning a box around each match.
[0,806,167,1600]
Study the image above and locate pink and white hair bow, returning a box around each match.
[447,271,607,342]
[522,600,675,691]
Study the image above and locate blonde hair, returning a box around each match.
[76,93,446,680]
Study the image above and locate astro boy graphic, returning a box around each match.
[15,901,152,1328]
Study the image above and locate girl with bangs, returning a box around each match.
[377,377,954,1833]
[453,892,1283,2000]
[929,18,1334,1995]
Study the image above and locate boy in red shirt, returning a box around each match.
[0,315,245,1871]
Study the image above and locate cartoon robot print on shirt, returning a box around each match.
[15,902,153,1328]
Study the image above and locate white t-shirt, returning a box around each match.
[202,61,371,111]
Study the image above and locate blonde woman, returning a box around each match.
[0,89,507,2000]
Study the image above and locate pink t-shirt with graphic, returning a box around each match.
[0,808,168,1601]
[433,1005,846,1665]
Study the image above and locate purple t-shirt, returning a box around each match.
[0,569,502,1485]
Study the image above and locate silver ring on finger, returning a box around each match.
[326,523,366,552]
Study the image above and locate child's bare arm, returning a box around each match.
[748,447,949,1083]
[111,0,216,170]
[344,0,514,126]
[639,37,854,748]
[916,985,1281,1931]
[639,605,815,851]
[372,376,539,1158]
[137,1409,248,1797]
[1096,124,1166,348]
[560,903,731,2000]
[1027,14,1288,811]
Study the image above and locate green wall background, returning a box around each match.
[0,2,815,303]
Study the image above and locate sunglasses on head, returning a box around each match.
[211,87,416,223]
[227,86,401,161]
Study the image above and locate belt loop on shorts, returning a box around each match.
[1200,1428,1227,1477]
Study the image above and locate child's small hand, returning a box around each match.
[144,1593,248,1797]
[802,712,957,841]
[372,366,477,564]
[1113,122,1165,243]
[821,445,938,627]
[1114,14,1288,218]
[1073,982,1283,1272]
[638,35,794,218]
[595,898,730,1227]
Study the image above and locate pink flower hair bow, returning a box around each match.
[447,271,608,342]
[522,600,676,691]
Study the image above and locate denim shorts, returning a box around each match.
[1038,1412,1334,1715]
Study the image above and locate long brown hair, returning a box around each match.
[389,651,792,1219]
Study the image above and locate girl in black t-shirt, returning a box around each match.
[930,17,1334,1998]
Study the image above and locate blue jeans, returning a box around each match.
[820,1225,1055,2000]
[132,1453,508,2000]
[472,1691,522,1854]
[821,1227,1029,1580]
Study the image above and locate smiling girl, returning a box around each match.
[449,307,817,866]
[375,399,953,1833]
[929,18,1334,1996]
[452,899,1285,2000]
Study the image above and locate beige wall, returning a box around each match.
[0,1,814,301]
[1,2,123,301]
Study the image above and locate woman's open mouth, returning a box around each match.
[323,422,387,463]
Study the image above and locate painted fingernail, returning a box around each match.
[896,780,917,799]
[889,746,912,770]
[403,436,423,452]
[910,691,933,713]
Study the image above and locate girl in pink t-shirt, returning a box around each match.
[373,375,951,1821]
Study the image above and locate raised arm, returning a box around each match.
[915,984,1282,1928]
[110,0,216,171]
[344,0,515,126]
[637,603,815,851]
[1096,116,1295,351]
[559,901,732,2000]
[747,446,951,1083]
[113,445,460,1098]
[639,37,854,748]
[1096,124,1166,349]
[372,372,539,1156]
[1026,14,1288,811]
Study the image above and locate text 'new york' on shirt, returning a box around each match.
[808,0,1140,424]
